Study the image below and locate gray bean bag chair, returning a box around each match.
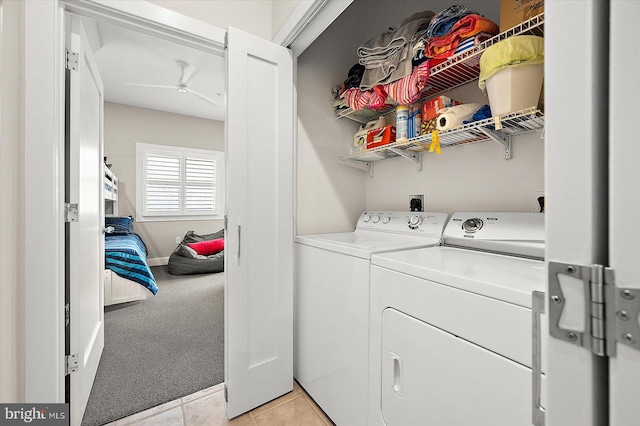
[168,230,225,275]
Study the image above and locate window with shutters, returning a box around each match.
[136,143,225,221]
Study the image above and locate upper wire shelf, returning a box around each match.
[335,13,545,124]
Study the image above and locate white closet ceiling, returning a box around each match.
[82,18,225,121]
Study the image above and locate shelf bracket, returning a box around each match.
[478,127,512,160]
[339,159,373,177]
[388,148,422,171]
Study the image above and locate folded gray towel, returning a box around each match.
[357,10,434,90]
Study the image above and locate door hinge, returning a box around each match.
[66,353,79,375]
[224,385,228,402]
[64,203,78,223]
[224,32,228,50]
[65,49,79,71]
[549,262,640,357]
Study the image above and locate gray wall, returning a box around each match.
[104,102,225,260]
[296,0,543,235]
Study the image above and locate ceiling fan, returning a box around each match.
[125,60,220,106]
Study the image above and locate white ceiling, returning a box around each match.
[82,18,226,121]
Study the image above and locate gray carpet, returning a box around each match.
[81,266,225,426]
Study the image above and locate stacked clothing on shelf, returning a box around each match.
[425,4,478,38]
[332,4,499,113]
[454,32,493,54]
[341,61,431,111]
[426,13,499,59]
[357,10,435,90]
[332,63,366,112]
[332,63,365,99]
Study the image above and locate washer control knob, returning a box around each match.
[462,218,484,232]
[372,215,380,223]
[363,214,371,222]
[408,215,422,229]
[382,216,391,224]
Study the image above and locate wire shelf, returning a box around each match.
[340,108,544,162]
[334,13,545,124]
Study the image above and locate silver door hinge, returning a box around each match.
[224,32,228,49]
[66,353,79,375]
[66,49,79,71]
[64,203,78,222]
[224,385,228,402]
[549,262,640,357]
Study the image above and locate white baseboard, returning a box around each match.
[147,257,169,267]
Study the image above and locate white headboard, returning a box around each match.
[104,164,118,216]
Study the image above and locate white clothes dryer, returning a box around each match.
[368,212,548,426]
[295,211,448,426]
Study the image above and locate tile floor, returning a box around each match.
[105,381,335,426]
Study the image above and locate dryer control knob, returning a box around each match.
[382,216,391,224]
[462,218,484,232]
[372,215,380,223]
[363,214,371,222]
[408,215,422,229]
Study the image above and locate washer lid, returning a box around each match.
[371,246,545,308]
[295,230,442,259]
[443,212,545,259]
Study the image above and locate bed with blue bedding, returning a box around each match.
[103,216,158,306]
[105,233,158,296]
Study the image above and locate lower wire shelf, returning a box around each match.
[339,107,545,175]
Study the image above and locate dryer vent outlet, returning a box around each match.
[409,194,424,212]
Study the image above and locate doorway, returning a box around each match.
[26,2,296,424]
[70,14,228,426]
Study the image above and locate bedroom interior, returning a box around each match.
[77,15,227,426]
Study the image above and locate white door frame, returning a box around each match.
[24,0,225,403]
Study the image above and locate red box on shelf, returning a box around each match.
[366,125,396,150]
[421,96,460,121]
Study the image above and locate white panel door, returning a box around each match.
[67,15,105,426]
[545,1,609,426]
[609,1,640,425]
[225,27,294,418]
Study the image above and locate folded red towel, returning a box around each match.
[426,14,499,59]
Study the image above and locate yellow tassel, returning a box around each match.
[429,130,441,155]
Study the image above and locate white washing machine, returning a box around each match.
[368,212,548,426]
[295,211,449,426]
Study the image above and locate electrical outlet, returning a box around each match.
[409,194,424,212]
[175,236,181,244]
[532,191,545,213]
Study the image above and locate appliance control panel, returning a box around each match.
[443,212,545,258]
[357,211,448,236]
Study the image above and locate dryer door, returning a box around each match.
[381,308,535,426]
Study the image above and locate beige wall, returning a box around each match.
[272,0,302,39]
[0,0,25,403]
[104,102,225,260]
[146,0,272,40]
[295,0,543,236]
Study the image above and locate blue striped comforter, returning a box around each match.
[105,234,158,295]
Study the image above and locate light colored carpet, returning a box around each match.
[81,266,225,426]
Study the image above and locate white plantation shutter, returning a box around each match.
[145,154,181,213]
[137,143,225,221]
[185,157,216,212]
